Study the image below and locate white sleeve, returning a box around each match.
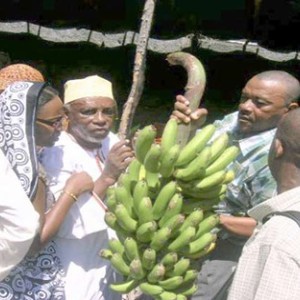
[0,151,40,280]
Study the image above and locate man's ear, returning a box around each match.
[274,138,284,158]
[287,102,299,111]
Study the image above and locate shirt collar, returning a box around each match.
[248,186,300,222]
[232,127,276,157]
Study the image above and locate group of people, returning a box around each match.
[0,64,132,300]
[1,61,300,300]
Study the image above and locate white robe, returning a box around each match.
[41,131,121,300]
[0,150,39,280]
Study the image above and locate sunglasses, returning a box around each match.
[36,116,63,128]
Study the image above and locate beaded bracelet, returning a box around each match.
[63,190,78,202]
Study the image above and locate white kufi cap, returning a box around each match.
[64,75,114,104]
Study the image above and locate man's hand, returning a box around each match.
[171,95,208,128]
[102,139,134,184]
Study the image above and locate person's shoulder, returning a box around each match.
[41,132,72,158]
[257,214,300,255]
[212,111,238,135]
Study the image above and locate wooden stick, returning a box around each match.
[118,0,157,139]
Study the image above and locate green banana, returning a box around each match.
[195,213,220,239]
[106,193,117,212]
[136,221,157,243]
[144,143,162,173]
[108,238,125,255]
[104,211,129,239]
[139,164,146,180]
[174,146,211,181]
[176,294,187,300]
[175,124,216,167]
[114,203,138,233]
[139,282,164,296]
[182,269,198,285]
[147,263,166,283]
[135,125,157,164]
[178,209,204,233]
[185,241,216,259]
[167,226,196,252]
[159,144,181,178]
[186,184,227,200]
[205,145,240,176]
[181,196,223,214]
[150,227,172,251]
[99,249,113,260]
[104,211,118,229]
[138,196,154,225]
[223,169,235,184]
[160,252,178,269]
[106,186,115,198]
[114,185,134,216]
[162,213,185,230]
[180,283,198,297]
[152,181,177,220]
[146,170,161,196]
[158,291,177,300]
[110,279,139,294]
[129,258,145,280]
[162,213,185,238]
[159,276,184,290]
[117,172,132,195]
[127,158,142,191]
[158,193,183,227]
[124,237,140,261]
[166,258,190,277]
[110,252,130,276]
[208,132,229,163]
[186,232,217,255]
[142,248,157,271]
[160,118,178,159]
[195,170,226,190]
[133,179,149,215]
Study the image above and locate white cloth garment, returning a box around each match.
[0,150,39,280]
[228,186,300,300]
[41,131,121,300]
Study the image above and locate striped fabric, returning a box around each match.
[203,111,277,243]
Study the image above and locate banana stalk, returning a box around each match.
[166,52,206,148]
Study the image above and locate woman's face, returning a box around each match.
[35,95,64,147]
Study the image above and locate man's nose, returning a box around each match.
[239,99,253,111]
[94,111,106,122]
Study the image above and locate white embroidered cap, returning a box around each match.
[64,75,114,104]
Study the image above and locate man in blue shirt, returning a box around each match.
[172,70,300,299]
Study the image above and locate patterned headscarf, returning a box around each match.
[0,81,48,200]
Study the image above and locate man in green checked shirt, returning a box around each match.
[172,70,300,300]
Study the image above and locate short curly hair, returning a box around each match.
[0,63,45,91]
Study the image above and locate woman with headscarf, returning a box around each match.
[0,81,94,299]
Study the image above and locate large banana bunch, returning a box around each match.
[100,119,240,299]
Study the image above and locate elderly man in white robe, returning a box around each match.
[41,75,133,300]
